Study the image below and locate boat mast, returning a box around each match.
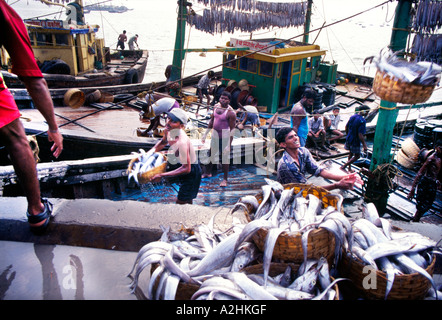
[367,0,413,214]
[303,0,313,43]
[170,0,191,86]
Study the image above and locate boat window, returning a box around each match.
[55,34,69,46]
[239,57,257,73]
[292,60,301,74]
[306,57,312,70]
[35,33,53,46]
[259,61,273,77]
[225,54,237,69]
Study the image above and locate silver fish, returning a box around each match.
[313,278,349,300]
[263,227,285,286]
[225,272,278,300]
[393,253,437,292]
[147,264,164,299]
[163,274,180,300]
[264,285,314,300]
[231,242,260,272]
[187,232,241,277]
[288,267,319,293]
[162,247,197,285]
[234,218,274,252]
[191,285,250,300]
[366,237,436,260]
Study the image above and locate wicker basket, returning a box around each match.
[244,183,342,264]
[372,70,435,104]
[163,262,340,300]
[127,154,167,184]
[338,251,436,300]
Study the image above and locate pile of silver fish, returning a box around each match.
[127,179,351,300]
[345,202,440,300]
[128,179,440,300]
[233,179,349,267]
[127,219,346,300]
[127,149,166,185]
[365,49,441,86]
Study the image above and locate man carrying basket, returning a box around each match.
[149,108,202,204]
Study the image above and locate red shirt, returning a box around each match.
[0,1,43,127]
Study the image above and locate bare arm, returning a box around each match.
[290,105,305,131]
[22,77,63,158]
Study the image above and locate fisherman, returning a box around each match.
[116,30,127,50]
[236,104,260,130]
[324,106,344,150]
[201,91,236,187]
[149,108,202,204]
[340,105,369,173]
[0,2,63,234]
[307,112,327,151]
[290,89,316,147]
[138,97,180,136]
[276,127,362,191]
[407,140,441,222]
[163,64,180,96]
[196,70,215,107]
[128,34,139,50]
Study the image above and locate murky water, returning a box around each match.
[0,241,138,300]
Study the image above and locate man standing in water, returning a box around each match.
[407,140,441,222]
[201,91,236,187]
[150,108,201,204]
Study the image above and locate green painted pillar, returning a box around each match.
[171,1,190,84]
[303,0,313,43]
[366,0,412,216]
[370,0,412,172]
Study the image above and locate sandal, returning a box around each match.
[26,198,53,234]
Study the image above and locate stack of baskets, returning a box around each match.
[372,69,435,104]
[395,138,420,169]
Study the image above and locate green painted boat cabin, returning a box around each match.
[221,38,337,113]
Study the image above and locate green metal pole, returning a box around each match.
[366,0,412,215]
[370,0,412,172]
[303,0,313,43]
[171,0,190,84]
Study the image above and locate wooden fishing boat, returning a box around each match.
[0,0,148,95]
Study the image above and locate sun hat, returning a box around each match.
[167,108,189,124]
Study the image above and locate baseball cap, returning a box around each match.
[167,108,189,124]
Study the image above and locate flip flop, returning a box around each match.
[26,198,53,235]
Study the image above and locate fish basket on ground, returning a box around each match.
[245,183,342,264]
[127,154,167,184]
[372,70,435,104]
[338,251,436,300]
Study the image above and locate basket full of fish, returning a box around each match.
[127,149,167,185]
[127,220,348,300]
[368,49,441,104]
[234,180,345,264]
[338,203,440,300]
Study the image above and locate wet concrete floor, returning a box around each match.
[0,240,137,300]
